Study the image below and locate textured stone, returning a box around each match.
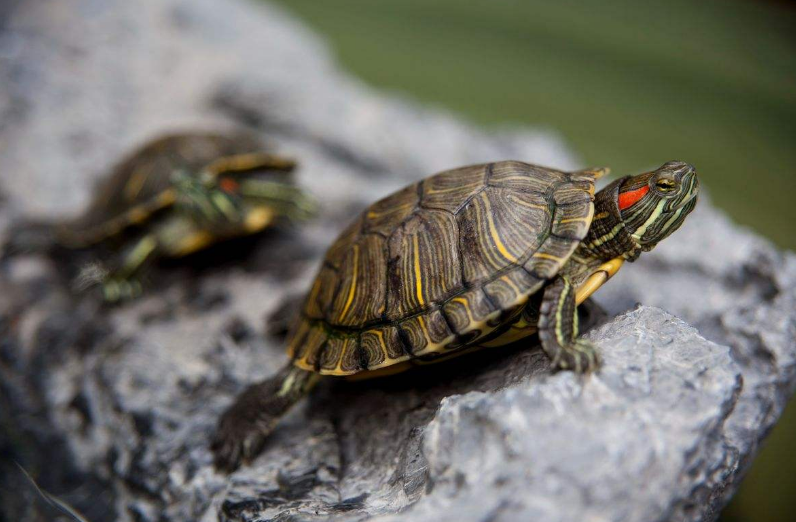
[0,1,794,522]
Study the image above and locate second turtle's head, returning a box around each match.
[616,161,699,251]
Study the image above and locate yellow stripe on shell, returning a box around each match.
[532,252,563,261]
[206,153,296,176]
[366,203,414,220]
[413,234,425,306]
[338,244,359,321]
[124,168,151,202]
[559,216,590,224]
[483,196,518,263]
[328,257,623,379]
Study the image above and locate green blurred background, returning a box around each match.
[268,0,795,519]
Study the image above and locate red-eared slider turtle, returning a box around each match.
[212,160,699,470]
[6,132,314,301]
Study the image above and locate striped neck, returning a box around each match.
[578,177,642,262]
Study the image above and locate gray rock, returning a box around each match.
[0,1,794,522]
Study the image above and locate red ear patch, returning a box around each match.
[219,178,239,193]
[618,185,650,211]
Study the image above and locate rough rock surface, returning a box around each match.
[0,1,794,521]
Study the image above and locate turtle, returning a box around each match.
[211,160,699,471]
[5,132,315,301]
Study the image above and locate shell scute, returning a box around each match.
[386,210,460,321]
[303,266,337,320]
[523,236,579,280]
[319,338,347,371]
[362,184,418,236]
[329,234,387,326]
[421,164,487,213]
[482,268,544,310]
[458,188,550,285]
[489,161,567,193]
[551,200,594,241]
[553,180,594,205]
[399,309,455,356]
[355,331,389,370]
[441,287,499,336]
[323,216,363,270]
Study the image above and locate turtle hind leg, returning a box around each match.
[538,276,601,373]
[212,364,318,472]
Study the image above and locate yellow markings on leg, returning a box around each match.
[118,235,158,277]
[243,207,275,233]
[575,257,624,305]
[554,278,571,347]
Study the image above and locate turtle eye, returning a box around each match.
[655,178,676,193]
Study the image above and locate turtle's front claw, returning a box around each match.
[101,278,143,302]
[72,263,142,302]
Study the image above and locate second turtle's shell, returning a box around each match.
[60,133,266,247]
[288,161,597,375]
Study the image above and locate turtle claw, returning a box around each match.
[73,262,143,302]
[101,278,143,302]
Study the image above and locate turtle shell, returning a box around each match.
[57,132,265,248]
[288,161,598,376]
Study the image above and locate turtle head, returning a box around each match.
[618,161,699,251]
[586,161,699,260]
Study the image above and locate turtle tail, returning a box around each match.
[211,364,319,471]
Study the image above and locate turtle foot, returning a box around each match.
[100,278,143,302]
[551,339,601,374]
[211,398,275,473]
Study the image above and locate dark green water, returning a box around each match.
[269,0,796,519]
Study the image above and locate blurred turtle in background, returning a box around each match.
[4,132,315,301]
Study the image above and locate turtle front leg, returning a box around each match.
[538,276,601,373]
[75,234,159,302]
